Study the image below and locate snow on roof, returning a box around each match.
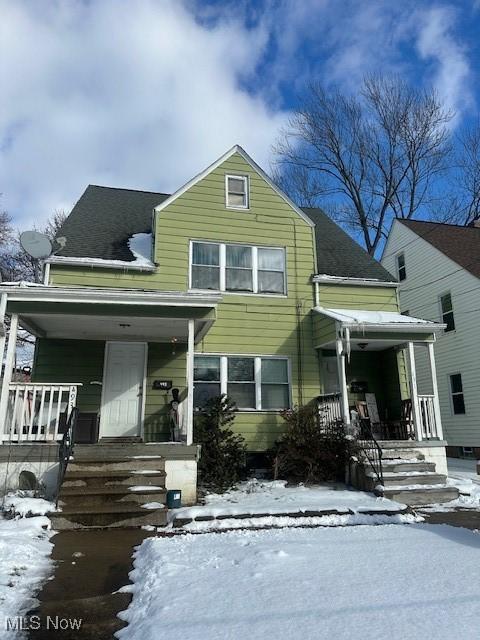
[314,306,437,327]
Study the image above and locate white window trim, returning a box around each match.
[189,240,287,296]
[448,372,465,416]
[225,174,249,210]
[396,252,406,281]
[438,291,455,333]
[194,353,292,412]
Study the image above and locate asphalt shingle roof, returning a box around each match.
[56,186,393,280]
[399,219,480,280]
[56,185,169,261]
[302,207,395,282]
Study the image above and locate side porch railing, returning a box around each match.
[317,392,441,441]
[2,383,81,443]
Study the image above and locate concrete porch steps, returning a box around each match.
[54,451,168,529]
[378,449,459,506]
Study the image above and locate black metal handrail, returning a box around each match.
[55,407,79,508]
[356,420,384,488]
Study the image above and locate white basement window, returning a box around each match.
[190,241,286,294]
[226,175,249,209]
[193,355,290,410]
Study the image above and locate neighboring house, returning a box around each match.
[382,219,480,460]
[0,146,454,523]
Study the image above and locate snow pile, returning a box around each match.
[0,515,54,631]
[127,233,153,266]
[170,479,405,523]
[118,523,480,640]
[423,458,480,512]
[181,512,421,532]
[3,492,56,517]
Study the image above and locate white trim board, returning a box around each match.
[153,145,315,228]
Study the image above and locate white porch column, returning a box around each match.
[0,294,7,376]
[185,318,195,446]
[407,341,422,441]
[428,341,444,440]
[336,334,350,425]
[0,313,18,442]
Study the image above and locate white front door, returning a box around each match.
[100,342,146,438]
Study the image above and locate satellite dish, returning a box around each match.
[20,231,52,259]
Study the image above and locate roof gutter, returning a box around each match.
[46,256,156,273]
[0,285,222,308]
[313,274,398,287]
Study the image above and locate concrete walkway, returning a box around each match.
[28,529,150,639]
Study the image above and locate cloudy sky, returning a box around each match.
[1,0,479,229]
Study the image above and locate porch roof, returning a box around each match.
[313,306,444,334]
[0,284,221,343]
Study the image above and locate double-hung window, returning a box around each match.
[226,175,249,208]
[194,355,290,410]
[440,292,455,332]
[191,242,220,290]
[396,253,406,281]
[449,373,466,415]
[191,241,286,294]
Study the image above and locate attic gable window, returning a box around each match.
[226,175,249,209]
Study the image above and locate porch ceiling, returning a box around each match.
[18,312,209,342]
[321,337,412,351]
[1,284,221,344]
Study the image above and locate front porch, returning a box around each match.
[314,306,446,444]
[0,284,222,447]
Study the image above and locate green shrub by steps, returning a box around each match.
[194,395,247,492]
[274,404,348,483]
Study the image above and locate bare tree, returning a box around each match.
[273,75,453,255]
[448,121,480,226]
[0,210,67,283]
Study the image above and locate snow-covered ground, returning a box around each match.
[3,492,56,517]
[423,458,480,512]
[0,509,54,637]
[118,523,480,640]
[170,479,405,525]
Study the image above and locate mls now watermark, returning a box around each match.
[5,616,83,632]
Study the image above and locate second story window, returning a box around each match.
[190,241,286,294]
[396,253,406,281]
[226,175,249,209]
[440,292,455,332]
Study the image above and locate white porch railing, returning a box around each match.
[417,394,439,440]
[2,383,81,442]
[318,393,343,427]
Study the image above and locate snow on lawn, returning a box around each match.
[423,458,480,512]
[0,513,54,634]
[170,479,405,523]
[118,523,480,640]
[3,492,56,517]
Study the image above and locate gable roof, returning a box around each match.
[53,162,391,282]
[154,145,314,228]
[303,207,395,282]
[398,219,480,280]
[56,185,168,261]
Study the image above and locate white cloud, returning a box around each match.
[0,0,286,228]
[416,6,472,119]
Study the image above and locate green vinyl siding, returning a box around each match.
[46,151,321,450]
[312,315,336,348]
[32,339,105,413]
[144,343,187,442]
[318,284,398,310]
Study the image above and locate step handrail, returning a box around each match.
[355,420,384,489]
[55,407,79,508]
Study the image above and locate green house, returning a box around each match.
[0,146,450,508]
